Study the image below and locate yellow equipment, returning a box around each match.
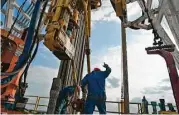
[90,0,102,10]
[43,0,103,60]
[44,0,78,60]
[112,0,127,16]
[159,111,178,114]
[121,99,125,113]
[71,9,79,28]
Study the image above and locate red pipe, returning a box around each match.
[146,49,179,112]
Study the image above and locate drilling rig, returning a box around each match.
[1,0,179,114]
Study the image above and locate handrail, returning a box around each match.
[25,95,49,98]
[22,95,177,114]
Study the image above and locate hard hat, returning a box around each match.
[93,68,101,71]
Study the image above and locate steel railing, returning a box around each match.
[19,96,177,114]
[21,96,143,114]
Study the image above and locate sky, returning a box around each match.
[1,0,178,113]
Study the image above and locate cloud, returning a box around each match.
[26,65,58,96]
[91,0,142,28]
[32,43,60,68]
[141,79,175,105]
[130,97,142,103]
[141,77,172,95]
[142,87,165,94]
[141,78,172,97]
[161,78,170,83]
[159,86,171,91]
[107,77,120,88]
[24,1,177,112]
[38,43,58,61]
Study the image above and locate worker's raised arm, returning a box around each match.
[103,63,111,78]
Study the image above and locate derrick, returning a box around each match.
[1,0,179,114]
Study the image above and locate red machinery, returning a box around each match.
[146,45,179,112]
[1,29,27,103]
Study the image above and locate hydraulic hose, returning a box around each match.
[1,0,48,77]
[22,0,49,85]
[1,58,28,76]
[1,0,41,85]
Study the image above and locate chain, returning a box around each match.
[141,0,163,46]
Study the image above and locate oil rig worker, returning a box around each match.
[81,63,111,114]
[54,85,80,114]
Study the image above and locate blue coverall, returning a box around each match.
[55,86,75,114]
[81,65,111,114]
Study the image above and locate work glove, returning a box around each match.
[103,62,109,68]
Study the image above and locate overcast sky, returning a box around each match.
[20,0,178,113]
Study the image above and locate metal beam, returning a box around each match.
[121,23,129,113]
[156,24,179,69]
[152,0,166,26]
[132,8,158,24]
[164,1,179,48]
[5,0,15,30]
[147,0,152,9]
[2,8,29,29]
[137,0,147,13]
[13,2,31,20]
